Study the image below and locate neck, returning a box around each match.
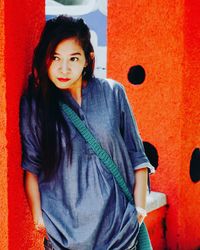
[70,87,82,105]
[68,79,87,105]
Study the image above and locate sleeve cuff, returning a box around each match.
[22,161,41,175]
[134,162,155,174]
[129,151,155,174]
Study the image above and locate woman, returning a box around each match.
[20,15,154,250]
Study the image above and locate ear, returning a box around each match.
[90,52,95,60]
[84,52,95,67]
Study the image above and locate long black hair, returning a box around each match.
[27,15,95,180]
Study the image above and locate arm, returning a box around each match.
[134,168,148,225]
[24,171,46,234]
[116,84,153,223]
[20,96,45,233]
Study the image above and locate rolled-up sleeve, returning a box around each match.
[119,87,155,173]
[19,95,42,175]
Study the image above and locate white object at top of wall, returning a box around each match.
[46,0,107,16]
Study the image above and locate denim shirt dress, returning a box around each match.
[20,77,154,250]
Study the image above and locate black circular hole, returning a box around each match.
[128,65,146,85]
[143,141,159,170]
[190,148,200,183]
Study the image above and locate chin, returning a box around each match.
[54,83,70,90]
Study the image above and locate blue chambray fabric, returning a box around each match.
[20,77,154,250]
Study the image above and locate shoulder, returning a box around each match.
[20,93,30,114]
[20,92,36,113]
[19,91,40,125]
[92,77,125,96]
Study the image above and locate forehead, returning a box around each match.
[55,38,83,54]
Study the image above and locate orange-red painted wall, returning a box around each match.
[145,207,167,250]
[107,0,200,249]
[180,0,200,247]
[1,0,199,249]
[0,0,8,249]
[4,1,45,249]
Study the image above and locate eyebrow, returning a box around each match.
[70,52,82,56]
[54,52,82,56]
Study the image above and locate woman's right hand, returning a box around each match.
[24,171,47,236]
[34,215,46,235]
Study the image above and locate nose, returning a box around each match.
[60,60,70,74]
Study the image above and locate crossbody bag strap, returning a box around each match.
[59,101,134,204]
[59,102,153,250]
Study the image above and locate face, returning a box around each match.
[47,38,87,91]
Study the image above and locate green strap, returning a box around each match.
[59,101,152,250]
[137,222,153,250]
[59,101,134,204]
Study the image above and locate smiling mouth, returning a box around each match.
[57,78,70,82]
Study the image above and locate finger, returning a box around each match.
[35,224,46,232]
[36,228,47,236]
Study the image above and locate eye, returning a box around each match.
[70,57,79,62]
[52,55,60,61]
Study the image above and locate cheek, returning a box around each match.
[47,65,56,79]
[46,59,53,74]
[47,67,51,79]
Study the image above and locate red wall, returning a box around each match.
[145,207,167,250]
[1,0,200,249]
[4,1,45,249]
[0,0,8,249]
[180,0,200,247]
[107,0,200,249]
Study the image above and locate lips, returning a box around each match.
[57,78,70,82]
